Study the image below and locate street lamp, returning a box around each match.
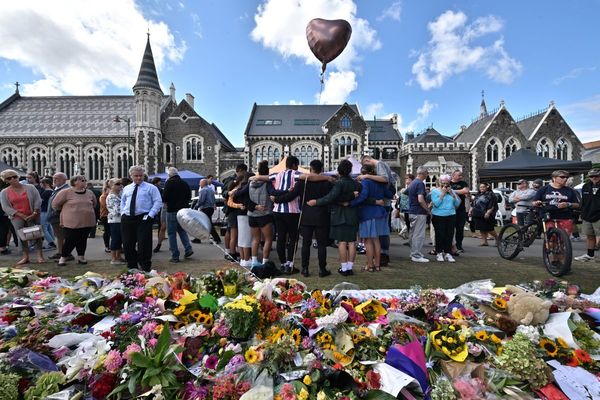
[113,115,134,171]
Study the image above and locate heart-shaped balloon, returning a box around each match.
[306,18,352,73]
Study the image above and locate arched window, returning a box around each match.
[164,144,172,164]
[85,146,106,181]
[183,135,203,161]
[486,138,499,162]
[28,147,48,174]
[425,175,438,190]
[556,138,569,160]
[0,146,20,167]
[253,143,282,166]
[504,138,518,158]
[333,139,339,159]
[56,146,77,178]
[273,148,280,163]
[114,146,133,178]
[255,148,261,165]
[340,116,351,129]
[332,135,359,161]
[537,138,550,158]
[352,139,358,153]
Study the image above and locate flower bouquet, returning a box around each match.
[222,295,260,341]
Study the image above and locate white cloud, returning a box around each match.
[288,100,304,105]
[365,102,384,118]
[378,1,402,22]
[577,129,600,143]
[317,71,357,104]
[553,66,597,85]
[417,99,437,119]
[191,13,203,39]
[397,100,438,132]
[411,10,522,90]
[251,0,381,72]
[0,0,186,96]
[561,95,600,143]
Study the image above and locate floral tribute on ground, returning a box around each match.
[0,268,599,399]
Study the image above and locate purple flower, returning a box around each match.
[224,354,245,374]
[183,382,208,400]
[204,354,219,370]
[140,321,157,338]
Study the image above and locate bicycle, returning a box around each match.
[497,204,572,276]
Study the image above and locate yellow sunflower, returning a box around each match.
[494,297,507,311]
[539,338,558,357]
[204,314,214,326]
[196,313,208,324]
[245,348,259,363]
[317,332,332,344]
[291,328,301,346]
[490,334,502,344]
[189,310,202,320]
[270,328,287,343]
[173,305,186,316]
[174,322,185,330]
[556,337,569,349]
[475,331,489,341]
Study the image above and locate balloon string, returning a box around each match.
[319,73,324,104]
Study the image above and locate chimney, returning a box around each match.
[391,113,398,129]
[185,93,194,109]
[169,82,176,99]
[406,132,414,141]
[460,125,467,132]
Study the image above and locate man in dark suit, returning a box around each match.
[273,159,332,277]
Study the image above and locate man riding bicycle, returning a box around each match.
[532,170,580,235]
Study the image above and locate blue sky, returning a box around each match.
[1,0,599,147]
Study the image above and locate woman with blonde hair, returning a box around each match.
[52,175,97,266]
[106,178,125,264]
[0,169,45,264]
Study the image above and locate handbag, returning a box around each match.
[17,224,44,242]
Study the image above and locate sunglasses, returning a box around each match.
[114,183,123,186]
[5,175,18,181]
[556,176,569,179]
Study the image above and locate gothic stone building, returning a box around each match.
[242,103,403,174]
[400,98,585,189]
[0,37,241,185]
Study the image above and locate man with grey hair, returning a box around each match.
[120,166,163,271]
[407,166,430,262]
[162,167,193,263]
[48,172,72,260]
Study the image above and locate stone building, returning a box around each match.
[0,36,241,185]
[242,103,403,174]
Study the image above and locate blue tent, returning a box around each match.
[149,170,205,191]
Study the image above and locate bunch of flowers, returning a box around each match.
[222,295,260,340]
[495,332,550,389]
[427,323,469,362]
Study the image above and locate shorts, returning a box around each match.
[359,217,389,238]
[546,219,574,236]
[227,212,239,229]
[237,215,251,248]
[249,215,273,228]
[582,220,600,236]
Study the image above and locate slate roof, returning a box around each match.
[0,95,136,137]
[245,104,360,136]
[133,37,162,93]
[366,119,402,141]
[406,127,453,144]
[453,112,495,144]
[516,111,546,140]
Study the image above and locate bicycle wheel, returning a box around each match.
[497,223,522,260]
[543,228,572,276]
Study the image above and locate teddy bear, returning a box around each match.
[505,285,552,326]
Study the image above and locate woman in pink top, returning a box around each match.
[0,169,44,265]
[52,175,97,266]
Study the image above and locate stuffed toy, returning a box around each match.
[505,285,552,326]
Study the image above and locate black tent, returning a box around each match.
[478,149,592,182]
[0,161,27,175]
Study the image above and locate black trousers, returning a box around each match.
[404,212,410,233]
[274,213,300,264]
[0,216,10,247]
[432,214,456,254]
[102,219,110,248]
[454,209,467,249]
[62,227,92,257]
[201,208,221,243]
[301,224,328,270]
[121,215,154,271]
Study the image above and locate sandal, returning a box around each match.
[16,258,29,266]
[36,259,47,264]
[373,266,381,272]
[362,265,376,272]
[428,250,437,255]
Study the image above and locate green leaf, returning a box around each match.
[363,390,399,400]
[142,367,163,381]
[128,374,137,395]
[216,350,235,370]
[153,325,172,360]
[131,352,152,368]
[198,294,218,313]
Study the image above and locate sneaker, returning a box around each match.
[456,248,464,254]
[110,260,126,265]
[445,254,456,263]
[184,250,194,258]
[169,258,180,263]
[574,254,595,262]
[571,236,582,242]
[153,244,161,253]
[192,238,201,244]
[436,253,445,262]
[318,269,331,277]
[48,242,56,249]
[380,254,390,267]
[411,256,430,263]
[50,253,61,260]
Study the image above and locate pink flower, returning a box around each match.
[376,315,389,325]
[204,355,219,370]
[104,350,123,373]
[148,338,158,348]
[59,303,80,315]
[131,287,145,298]
[124,343,142,363]
[280,383,296,400]
[52,346,70,359]
[140,321,157,338]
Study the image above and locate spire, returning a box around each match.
[133,35,162,93]
[479,90,488,118]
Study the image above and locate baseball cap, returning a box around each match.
[517,179,528,184]
[588,169,600,177]
[533,178,543,186]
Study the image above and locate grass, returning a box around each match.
[2,253,598,293]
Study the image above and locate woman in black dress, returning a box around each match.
[469,183,498,246]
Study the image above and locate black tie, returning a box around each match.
[130,185,138,216]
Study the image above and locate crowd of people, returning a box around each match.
[0,161,598,275]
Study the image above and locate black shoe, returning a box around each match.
[319,269,331,277]
[225,254,237,263]
[301,268,309,277]
[338,268,352,276]
[184,250,194,258]
[169,258,180,263]
[153,244,161,253]
[192,238,202,244]
[288,267,300,275]
[0,249,11,255]
[66,255,75,261]
[48,242,56,249]
[380,254,389,267]
[50,253,61,260]
[78,260,88,265]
